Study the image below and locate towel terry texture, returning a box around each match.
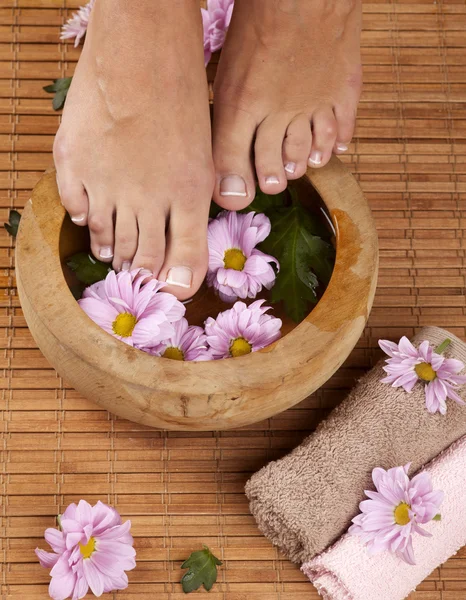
[245,326,466,564]
[301,434,466,600]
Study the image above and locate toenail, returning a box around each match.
[220,175,248,197]
[284,162,296,174]
[99,247,114,259]
[166,266,193,289]
[336,143,348,152]
[121,261,131,271]
[265,176,280,185]
[71,214,86,223]
[309,151,323,166]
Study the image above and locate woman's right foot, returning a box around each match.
[54,0,214,300]
[212,0,363,208]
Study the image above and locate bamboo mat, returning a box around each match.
[1,1,466,598]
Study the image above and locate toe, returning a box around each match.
[54,132,89,225]
[212,105,257,211]
[309,108,338,169]
[333,104,357,154]
[131,209,166,277]
[254,115,289,194]
[55,170,89,226]
[88,204,115,263]
[158,203,209,301]
[113,207,139,272]
[282,114,312,180]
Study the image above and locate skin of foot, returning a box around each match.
[54,0,214,300]
[212,0,363,209]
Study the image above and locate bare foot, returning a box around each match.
[212,0,362,208]
[54,0,214,300]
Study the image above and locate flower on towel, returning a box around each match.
[205,299,282,359]
[379,336,466,415]
[349,464,443,565]
[202,0,234,65]
[61,0,95,47]
[147,317,212,361]
[207,210,279,303]
[35,500,136,600]
[79,269,185,349]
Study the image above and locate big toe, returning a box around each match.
[212,103,257,211]
[158,186,212,301]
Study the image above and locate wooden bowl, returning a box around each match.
[16,158,378,431]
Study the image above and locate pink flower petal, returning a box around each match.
[83,557,105,596]
[35,548,60,569]
[48,568,77,600]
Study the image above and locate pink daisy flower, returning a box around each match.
[79,269,185,350]
[60,0,95,47]
[202,0,234,65]
[349,464,443,565]
[379,336,466,415]
[205,299,282,359]
[207,211,279,303]
[35,500,136,600]
[147,317,212,362]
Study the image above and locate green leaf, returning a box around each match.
[261,205,335,322]
[433,514,442,521]
[66,252,111,286]
[69,283,85,300]
[180,545,222,593]
[209,202,223,219]
[52,89,67,111]
[4,209,21,238]
[244,186,289,214]
[43,77,72,111]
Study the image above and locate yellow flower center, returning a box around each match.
[162,346,185,361]
[230,337,252,358]
[394,502,411,526]
[112,312,137,338]
[224,248,247,271]
[79,537,96,559]
[414,362,437,382]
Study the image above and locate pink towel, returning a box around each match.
[302,435,466,600]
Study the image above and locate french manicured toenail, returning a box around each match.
[336,144,348,152]
[220,175,247,197]
[166,266,193,289]
[265,176,280,185]
[309,151,323,166]
[71,214,86,223]
[121,261,131,271]
[284,162,296,174]
[99,247,113,259]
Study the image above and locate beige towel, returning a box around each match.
[245,326,466,564]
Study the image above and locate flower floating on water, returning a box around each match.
[79,269,185,349]
[147,317,212,361]
[379,336,466,415]
[349,464,443,565]
[202,0,234,65]
[61,0,95,47]
[205,300,282,359]
[35,500,136,600]
[207,211,279,303]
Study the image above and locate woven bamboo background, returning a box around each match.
[1,0,466,598]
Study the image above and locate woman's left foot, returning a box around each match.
[212,0,362,209]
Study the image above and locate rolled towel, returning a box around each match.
[301,434,466,600]
[245,326,466,564]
